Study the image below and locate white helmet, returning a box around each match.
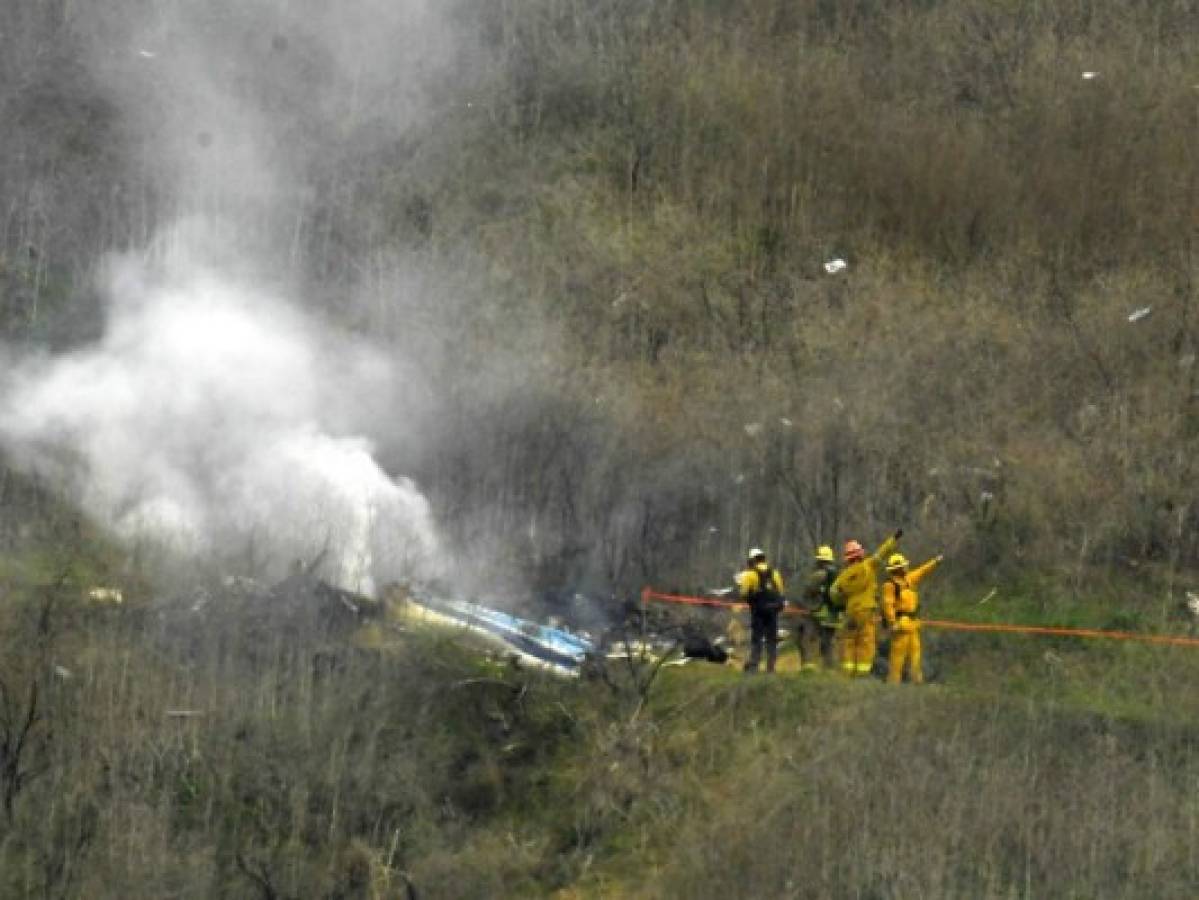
[747,547,766,561]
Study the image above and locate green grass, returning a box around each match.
[2,553,1198,897]
[1,514,1198,897]
[559,652,1199,898]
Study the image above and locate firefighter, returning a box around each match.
[830,530,902,676]
[738,548,786,674]
[797,545,840,669]
[882,552,943,684]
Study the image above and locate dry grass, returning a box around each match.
[0,569,1197,898]
[0,586,575,898]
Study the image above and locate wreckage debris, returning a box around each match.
[86,586,124,605]
[406,590,594,674]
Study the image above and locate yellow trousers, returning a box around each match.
[888,623,923,684]
[839,609,877,675]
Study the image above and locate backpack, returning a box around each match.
[818,566,843,616]
[751,567,784,611]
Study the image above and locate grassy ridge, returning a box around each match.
[1,524,1197,898]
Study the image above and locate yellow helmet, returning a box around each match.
[814,545,835,563]
[887,553,909,571]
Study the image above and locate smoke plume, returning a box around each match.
[1,223,438,592]
[0,1,469,591]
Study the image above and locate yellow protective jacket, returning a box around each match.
[738,564,785,603]
[830,535,898,618]
[882,558,941,627]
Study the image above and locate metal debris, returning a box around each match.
[86,587,124,605]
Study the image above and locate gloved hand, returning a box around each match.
[936,554,945,563]
[894,528,904,540]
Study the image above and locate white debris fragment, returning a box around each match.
[1081,71,1098,80]
[1127,306,1152,323]
[733,473,745,485]
[743,422,763,438]
[86,587,124,605]
[708,525,720,534]
[823,258,848,274]
[1186,592,1199,618]
[779,417,793,428]
[53,665,73,680]
[980,491,995,504]
[138,49,158,59]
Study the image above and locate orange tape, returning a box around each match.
[641,588,1199,648]
[641,588,807,616]
[918,619,1199,647]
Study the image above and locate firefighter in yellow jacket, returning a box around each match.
[830,530,901,676]
[882,552,943,684]
[798,545,841,669]
[738,548,786,674]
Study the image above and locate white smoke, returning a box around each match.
[0,1,465,592]
[0,226,438,593]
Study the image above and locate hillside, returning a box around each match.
[0,555,1197,897]
[2,0,1195,593]
[1,1,1198,897]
